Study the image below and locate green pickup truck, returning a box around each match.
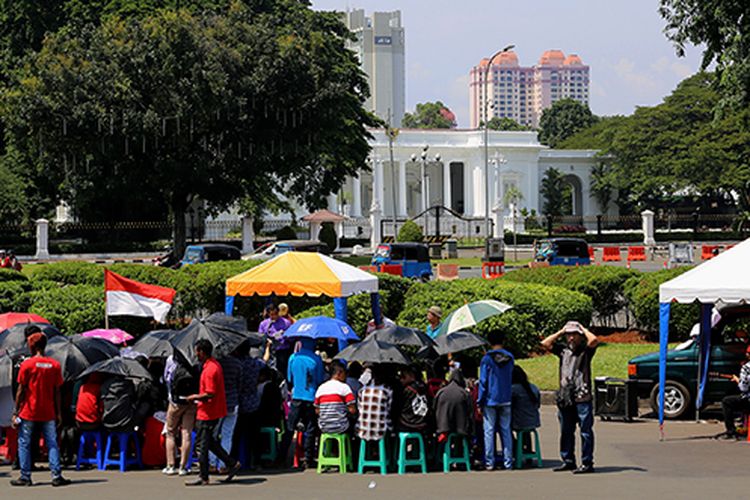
[628,305,750,419]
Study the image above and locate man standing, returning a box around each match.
[209,351,242,473]
[477,330,514,470]
[426,306,443,339]
[314,362,356,434]
[541,321,599,474]
[719,345,750,439]
[259,304,293,375]
[185,339,241,486]
[11,332,71,487]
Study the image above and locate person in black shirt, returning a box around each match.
[541,321,599,474]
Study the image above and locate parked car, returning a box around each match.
[371,242,432,280]
[180,243,241,266]
[628,304,750,419]
[534,238,590,266]
[244,240,330,261]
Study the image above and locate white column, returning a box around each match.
[35,219,50,260]
[351,176,362,217]
[642,209,656,246]
[310,221,320,241]
[443,161,451,209]
[369,200,382,250]
[327,194,337,213]
[493,202,505,239]
[420,161,427,212]
[398,162,407,216]
[241,216,255,253]
[375,161,385,213]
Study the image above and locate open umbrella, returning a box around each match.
[0,313,50,331]
[0,353,11,389]
[432,331,488,355]
[282,316,359,342]
[436,300,513,337]
[0,322,62,354]
[371,324,435,348]
[81,328,134,345]
[78,357,153,381]
[11,335,120,381]
[334,336,410,365]
[132,329,178,358]
[170,313,262,365]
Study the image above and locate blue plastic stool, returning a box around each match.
[514,429,542,469]
[185,430,197,470]
[102,432,142,472]
[76,430,104,470]
[397,432,427,474]
[358,439,388,475]
[442,433,471,472]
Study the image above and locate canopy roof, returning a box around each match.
[226,252,378,298]
[659,238,750,304]
[302,209,346,223]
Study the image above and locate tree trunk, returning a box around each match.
[172,201,187,260]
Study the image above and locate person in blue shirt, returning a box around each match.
[425,306,443,339]
[478,330,514,470]
[281,339,325,468]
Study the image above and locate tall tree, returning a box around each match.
[3,2,377,254]
[485,116,529,131]
[540,168,571,216]
[402,101,456,129]
[538,98,598,148]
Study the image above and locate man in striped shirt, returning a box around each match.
[315,362,356,434]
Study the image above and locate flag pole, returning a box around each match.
[104,269,109,329]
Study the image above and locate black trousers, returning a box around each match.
[280,400,318,465]
[196,419,237,481]
[234,411,261,467]
[722,395,750,433]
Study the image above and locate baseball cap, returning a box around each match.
[563,321,584,335]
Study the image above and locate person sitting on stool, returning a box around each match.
[719,345,750,440]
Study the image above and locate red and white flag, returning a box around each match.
[104,270,176,323]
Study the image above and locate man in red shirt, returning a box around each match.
[184,339,241,486]
[75,373,104,430]
[11,333,71,487]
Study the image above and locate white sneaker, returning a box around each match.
[178,468,191,476]
[162,466,177,476]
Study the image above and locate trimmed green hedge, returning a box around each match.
[396,279,593,357]
[0,280,32,312]
[623,267,699,341]
[502,266,638,320]
[0,268,27,282]
[28,284,104,334]
[24,261,102,286]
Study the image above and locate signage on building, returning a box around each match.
[374,36,392,46]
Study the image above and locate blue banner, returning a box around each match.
[333,297,349,352]
[224,295,235,316]
[658,302,670,426]
[697,303,712,408]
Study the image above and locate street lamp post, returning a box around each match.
[482,44,515,239]
[411,147,441,213]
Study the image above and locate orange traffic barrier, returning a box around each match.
[588,246,596,260]
[602,247,622,262]
[528,261,550,269]
[627,246,647,262]
[436,264,459,281]
[358,265,378,273]
[482,262,504,279]
[379,264,403,276]
[701,245,719,260]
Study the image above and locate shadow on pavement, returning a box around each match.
[220,477,266,486]
[592,466,647,474]
[243,468,304,476]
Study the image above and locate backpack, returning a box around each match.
[170,363,198,403]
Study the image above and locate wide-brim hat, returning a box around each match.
[428,306,443,319]
[563,321,584,335]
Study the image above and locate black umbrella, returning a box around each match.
[432,331,488,355]
[11,335,120,381]
[371,324,435,348]
[170,313,262,365]
[132,329,178,358]
[335,336,411,365]
[0,322,62,355]
[0,353,11,389]
[78,357,153,381]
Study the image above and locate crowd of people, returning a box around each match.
[0,250,22,272]
[4,304,604,488]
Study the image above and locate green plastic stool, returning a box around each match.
[259,427,278,462]
[358,439,388,475]
[317,433,352,474]
[514,428,542,469]
[442,433,471,472]
[397,432,427,474]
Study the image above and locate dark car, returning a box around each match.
[180,243,241,266]
[535,238,590,266]
[628,304,750,419]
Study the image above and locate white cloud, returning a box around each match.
[612,57,659,94]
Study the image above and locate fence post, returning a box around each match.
[642,210,656,247]
[546,215,553,237]
[241,216,255,254]
[369,200,382,250]
[35,218,50,260]
[596,214,603,236]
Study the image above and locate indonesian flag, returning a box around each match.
[104,270,176,323]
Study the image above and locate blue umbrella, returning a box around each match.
[282,316,359,342]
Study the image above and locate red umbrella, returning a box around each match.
[0,313,50,331]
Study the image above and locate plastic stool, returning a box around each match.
[102,431,143,472]
[317,433,352,474]
[514,428,542,469]
[397,432,427,474]
[442,433,471,472]
[185,430,197,470]
[358,439,387,475]
[260,427,278,462]
[76,430,104,470]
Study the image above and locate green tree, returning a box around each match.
[318,222,337,251]
[660,0,750,114]
[485,116,529,131]
[397,220,423,242]
[540,168,571,216]
[590,162,614,213]
[538,98,598,147]
[402,101,456,129]
[3,2,377,255]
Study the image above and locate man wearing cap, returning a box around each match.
[719,345,750,439]
[426,306,443,339]
[11,333,71,487]
[541,321,599,474]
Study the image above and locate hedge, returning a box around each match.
[28,284,104,334]
[0,268,27,282]
[623,267,699,341]
[0,280,32,312]
[502,266,638,320]
[396,279,593,358]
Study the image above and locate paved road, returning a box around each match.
[3,407,747,499]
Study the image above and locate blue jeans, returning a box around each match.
[210,407,238,469]
[558,401,595,467]
[19,419,62,481]
[482,405,513,469]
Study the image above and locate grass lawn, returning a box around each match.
[517,343,671,391]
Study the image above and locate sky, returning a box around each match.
[311,0,705,128]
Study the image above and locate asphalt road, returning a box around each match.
[3,407,747,500]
